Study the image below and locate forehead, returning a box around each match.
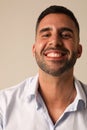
[37,13,77,32]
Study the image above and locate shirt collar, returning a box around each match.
[68,78,87,111]
[24,74,39,102]
[75,79,86,101]
[25,74,43,109]
[24,75,87,110]
[74,79,87,109]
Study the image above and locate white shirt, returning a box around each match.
[0,74,87,130]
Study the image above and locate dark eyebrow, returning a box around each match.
[60,27,73,33]
[39,27,73,34]
[39,27,52,34]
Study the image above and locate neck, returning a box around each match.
[38,69,76,123]
[38,69,76,104]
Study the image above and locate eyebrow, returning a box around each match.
[39,27,73,34]
[39,27,52,34]
[60,27,73,33]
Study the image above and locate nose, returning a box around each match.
[48,34,63,47]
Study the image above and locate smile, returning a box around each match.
[47,52,62,58]
[44,50,67,59]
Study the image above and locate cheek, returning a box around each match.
[35,40,47,52]
[38,43,44,49]
[64,41,75,51]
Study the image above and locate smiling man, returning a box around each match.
[33,13,81,77]
[0,5,87,130]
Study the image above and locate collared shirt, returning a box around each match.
[0,74,87,130]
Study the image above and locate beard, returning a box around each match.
[34,49,77,77]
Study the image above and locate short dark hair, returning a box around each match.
[36,5,80,34]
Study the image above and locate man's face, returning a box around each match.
[33,13,82,76]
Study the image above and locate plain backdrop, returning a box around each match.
[0,0,87,89]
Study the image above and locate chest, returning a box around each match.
[4,100,87,130]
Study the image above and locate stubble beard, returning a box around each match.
[35,51,77,77]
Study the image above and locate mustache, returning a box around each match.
[43,47,69,53]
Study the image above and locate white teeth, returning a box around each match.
[47,53,61,57]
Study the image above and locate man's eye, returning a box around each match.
[60,33,72,39]
[42,33,50,37]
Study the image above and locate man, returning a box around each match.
[0,5,87,130]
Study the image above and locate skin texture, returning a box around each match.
[32,13,82,123]
[33,13,82,77]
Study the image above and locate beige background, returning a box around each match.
[0,0,87,89]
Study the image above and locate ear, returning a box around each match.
[77,44,82,58]
[32,44,36,57]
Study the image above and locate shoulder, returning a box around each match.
[0,75,38,128]
[75,78,87,89]
[79,81,87,95]
[0,75,38,106]
[76,79,87,97]
[0,77,30,97]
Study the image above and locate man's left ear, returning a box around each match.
[77,44,82,58]
[32,44,35,57]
